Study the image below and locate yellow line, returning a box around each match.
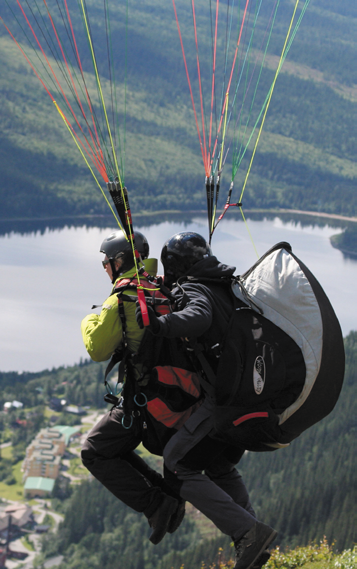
[239,0,301,203]
[240,207,259,258]
[54,101,123,231]
[219,92,229,172]
[79,2,141,282]
[79,0,122,188]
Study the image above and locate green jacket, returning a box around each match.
[81,259,158,362]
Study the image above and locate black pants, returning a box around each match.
[164,398,257,541]
[81,407,179,518]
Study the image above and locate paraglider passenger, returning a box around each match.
[80,230,184,545]
[135,231,277,569]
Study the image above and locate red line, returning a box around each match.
[0,18,55,101]
[211,0,251,166]
[42,0,105,171]
[0,17,107,181]
[191,0,208,173]
[233,412,269,427]
[208,0,220,159]
[172,0,209,175]
[62,0,105,168]
[15,0,105,177]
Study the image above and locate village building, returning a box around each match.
[22,425,81,496]
[3,400,23,412]
[0,503,33,539]
[24,477,55,499]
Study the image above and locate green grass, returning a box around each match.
[1,445,13,460]
[0,480,23,501]
[42,513,56,529]
[0,430,12,444]
[43,407,60,420]
[80,423,93,433]
[215,541,357,569]
[0,457,24,501]
[21,535,35,552]
[68,457,87,477]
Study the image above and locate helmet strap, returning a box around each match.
[110,259,119,284]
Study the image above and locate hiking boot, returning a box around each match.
[252,549,271,568]
[234,521,277,569]
[148,495,178,545]
[168,499,186,533]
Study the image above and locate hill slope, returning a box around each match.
[0,0,357,220]
[1,332,356,568]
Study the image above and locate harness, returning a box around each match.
[102,272,204,440]
[103,273,171,416]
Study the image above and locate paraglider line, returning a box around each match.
[211,0,251,162]
[172,0,209,175]
[54,101,123,226]
[42,0,106,170]
[191,0,209,172]
[12,0,105,175]
[63,0,105,166]
[239,0,301,204]
[208,0,220,159]
[79,0,123,187]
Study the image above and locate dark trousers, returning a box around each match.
[164,397,257,541]
[81,407,178,518]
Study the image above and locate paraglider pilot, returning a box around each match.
[135,231,277,569]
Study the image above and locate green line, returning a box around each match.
[231,0,310,182]
[76,0,116,175]
[233,0,280,174]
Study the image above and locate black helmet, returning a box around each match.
[100,230,149,282]
[161,231,212,286]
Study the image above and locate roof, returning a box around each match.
[4,401,24,409]
[5,503,31,514]
[3,503,32,527]
[31,451,61,465]
[24,477,55,492]
[37,428,66,444]
[52,425,82,445]
[63,405,86,415]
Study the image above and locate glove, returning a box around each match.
[135,302,160,334]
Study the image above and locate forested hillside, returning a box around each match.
[1,332,356,568]
[0,0,357,220]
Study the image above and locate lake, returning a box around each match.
[0,214,356,373]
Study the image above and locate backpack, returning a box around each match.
[193,242,345,452]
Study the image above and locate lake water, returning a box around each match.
[0,215,356,373]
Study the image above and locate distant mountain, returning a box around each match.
[1,0,357,221]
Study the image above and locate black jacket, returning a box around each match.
[154,256,236,375]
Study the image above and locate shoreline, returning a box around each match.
[0,208,356,224]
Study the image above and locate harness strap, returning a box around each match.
[185,341,216,399]
[177,275,241,400]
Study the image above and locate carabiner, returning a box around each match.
[121,414,133,429]
[134,392,147,407]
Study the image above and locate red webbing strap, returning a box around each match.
[233,412,269,427]
[137,287,150,327]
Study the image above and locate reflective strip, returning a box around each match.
[233,412,269,427]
